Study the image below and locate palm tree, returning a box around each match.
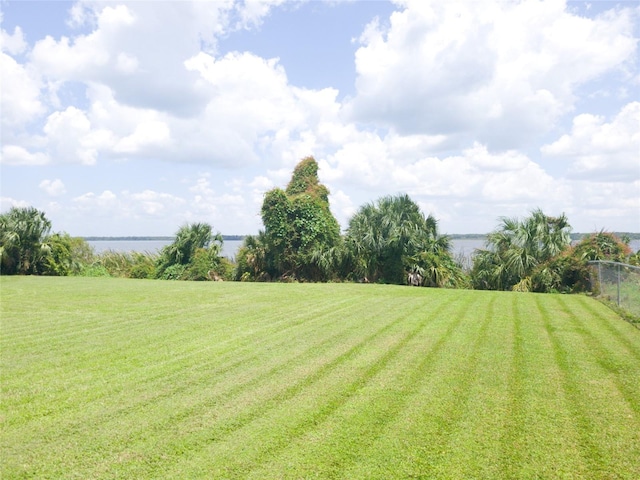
[471,209,572,291]
[0,206,52,274]
[156,222,223,279]
[234,232,271,281]
[345,194,457,285]
[168,223,218,265]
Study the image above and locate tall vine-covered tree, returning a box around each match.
[471,208,572,291]
[259,156,340,281]
[0,206,52,275]
[344,194,461,286]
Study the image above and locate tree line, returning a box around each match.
[1,157,638,292]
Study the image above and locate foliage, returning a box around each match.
[75,250,158,279]
[343,194,459,285]
[572,231,632,263]
[0,206,99,277]
[470,209,572,291]
[182,248,226,281]
[37,233,92,276]
[128,252,158,279]
[156,223,224,280]
[525,232,634,294]
[410,251,469,288]
[0,206,52,275]
[215,257,235,281]
[234,232,270,281]
[529,251,591,293]
[158,263,187,280]
[79,264,111,277]
[259,156,341,281]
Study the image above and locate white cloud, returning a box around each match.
[43,107,98,165]
[73,190,118,209]
[72,188,186,220]
[127,190,186,216]
[180,51,344,166]
[234,0,289,29]
[0,197,31,212]
[321,134,570,231]
[567,180,640,231]
[189,176,215,196]
[30,5,135,80]
[2,0,637,235]
[39,179,67,197]
[0,53,44,127]
[0,145,49,165]
[541,102,640,181]
[1,25,27,55]
[327,189,356,230]
[30,2,217,116]
[113,120,171,154]
[115,52,139,74]
[25,0,283,120]
[349,0,638,148]
[185,51,298,132]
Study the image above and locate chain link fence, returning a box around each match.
[589,261,640,320]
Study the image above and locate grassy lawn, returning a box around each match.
[2,277,639,479]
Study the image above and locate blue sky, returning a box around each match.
[1,0,639,236]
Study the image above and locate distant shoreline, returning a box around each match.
[83,235,246,241]
[82,232,640,242]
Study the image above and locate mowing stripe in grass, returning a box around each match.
[19,287,449,478]
[3,281,363,414]
[420,290,522,479]
[551,295,640,418]
[3,278,640,479]
[310,291,496,479]
[547,295,640,477]
[4,287,421,477]
[155,291,456,478]
[400,294,497,479]
[500,292,526,478]
[511,294,593,478]
[10,295,373,430]
[535,295,638,478]
[101,296,410,444]
[573,295,640,362]
[5,284,380,464]
[235,291,481,479]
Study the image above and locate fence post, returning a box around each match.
[617,263,621,307]
[598,262,602,295]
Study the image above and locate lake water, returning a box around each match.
[87,238,486,260]
[87,237,640,262]
[88,239,245,259]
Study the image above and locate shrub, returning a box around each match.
[129,253,157,279]
[159,264,187,280]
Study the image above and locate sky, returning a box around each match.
[1,0,639,236]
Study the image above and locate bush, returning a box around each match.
[530,253,591,293]
[182,248,216,281]
[573,231,631,262]
[159,264,187,280]
[79,264,111,277]
[129,254,157,279]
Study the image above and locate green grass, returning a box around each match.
[2,277,639,479]
[598,273,640,322]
